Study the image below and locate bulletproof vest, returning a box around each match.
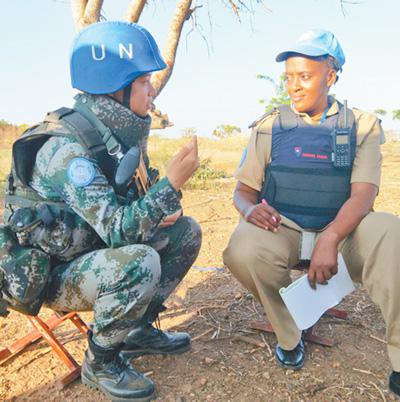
[1,106,141,315]
[259,103,356,230]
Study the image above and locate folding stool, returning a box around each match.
[0,311,89,387]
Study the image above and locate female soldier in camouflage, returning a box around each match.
[3,21,202,401]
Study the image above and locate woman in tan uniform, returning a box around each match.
[223,29,400,397]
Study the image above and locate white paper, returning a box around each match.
[279,254,355,330]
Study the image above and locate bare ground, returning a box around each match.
[1,141,400,402]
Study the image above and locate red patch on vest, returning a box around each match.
[302,153,328,159]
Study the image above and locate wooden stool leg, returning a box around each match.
[250,320,338,347]
[28,316,81,387]
[68,312,90,335]
[325,307,348,320]
[303,326,335,347]
[0,311,88,387]
[0,313,79,361]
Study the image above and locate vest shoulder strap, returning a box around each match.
[53,109,117,185]
[276,105,298,131]
[250,105,297,133]
[51,108,107,154]
[44,107,75,124]
[10,108,117,194]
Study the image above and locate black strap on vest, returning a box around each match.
[249,102,355,132]
[248,105,298,130]
[276,105,298,131]
[46,108,118,185]
[275,102,355,132]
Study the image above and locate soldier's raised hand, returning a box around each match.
[167,136,200,191]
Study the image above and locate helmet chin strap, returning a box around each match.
[122,84,132,109]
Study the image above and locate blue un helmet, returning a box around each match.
[276,29,345,71]
[70,21,167,94]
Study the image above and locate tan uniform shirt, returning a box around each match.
[235,97,385,230]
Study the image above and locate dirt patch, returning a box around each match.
[0,141,399,401]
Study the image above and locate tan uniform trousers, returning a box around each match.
[223,212,400,371]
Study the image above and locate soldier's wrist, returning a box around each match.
[146,177,182,217]
[320,229,341,246]
[166,174,181,192]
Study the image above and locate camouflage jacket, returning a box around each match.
[4,94,182,261]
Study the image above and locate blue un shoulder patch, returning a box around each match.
[67,157,96,187]
[238,148,248,168]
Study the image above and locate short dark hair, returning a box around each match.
[285,52,341,83]
[312,54,340,84]
[314,55,341,72]
[285,52,340,72]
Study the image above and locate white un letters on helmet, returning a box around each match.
[91,43,134,61]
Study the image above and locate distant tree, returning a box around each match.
[181,127,197,137]
[0,119,11,128]
[393,109,400,121]
[212,124,241,139]
[374,109,387,117]
[258,73,290,113]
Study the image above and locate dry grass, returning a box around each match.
[144,134,248,189]
[375,140,400,215]
[0,149,12,192]
[147,134,248,176]
[0,134,399,211]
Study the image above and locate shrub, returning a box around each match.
[184,157,227,190]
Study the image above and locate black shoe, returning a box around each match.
[121,323,191,359]
[81,332,155,402]
[389,371,400,397]
[275,339,305,371]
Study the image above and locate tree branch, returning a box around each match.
[125,0,148,23]
[71,0,87,31]
[151,0,193,98]
[84,0,103,24]
[71,0,103,31]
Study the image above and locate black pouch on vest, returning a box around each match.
[9,205,74,257]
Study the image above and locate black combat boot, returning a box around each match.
[389,371,400,397]
[275,338,305,371]
[81,332,155,401]
[121,303,191,359]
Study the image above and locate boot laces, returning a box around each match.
[154,313,161,331]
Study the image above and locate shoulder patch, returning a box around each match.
[238,148,248,168]
[67,157,96,187]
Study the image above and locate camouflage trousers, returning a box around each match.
[45,216,201,347]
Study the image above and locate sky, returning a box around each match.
[1,0,400,137]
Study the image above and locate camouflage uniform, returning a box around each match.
[4,93,202,347]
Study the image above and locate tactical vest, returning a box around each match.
[1,107,146,315]
[259,103,356,230]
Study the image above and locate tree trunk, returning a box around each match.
[71,0,87,31]
[71,0,103,31]
[151,0,193,98]
[125,0,148,23]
